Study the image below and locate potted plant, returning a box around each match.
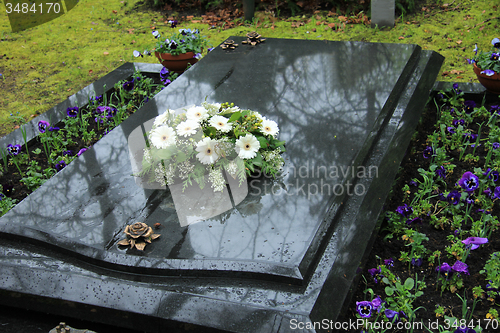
[134,26,211,73]
[470,37,500,94]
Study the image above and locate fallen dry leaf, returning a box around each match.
[456,40,462,45]
[112,10,117,14]
[103,51,109,56]
[399,36,405,40]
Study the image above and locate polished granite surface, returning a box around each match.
[0,37,443,332]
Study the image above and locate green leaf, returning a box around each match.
[385,286,394,296]
[228,112,242,123]
[404,277,415,290]
[256,135,268,148]
[382,277,390,284]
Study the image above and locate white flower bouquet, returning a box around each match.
[139,102,286,192]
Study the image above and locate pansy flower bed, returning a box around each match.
[343,85,500,332]
[0,67,177,216]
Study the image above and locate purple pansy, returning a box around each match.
[493,142,500,150]
[484,168,499,182]
[122,79,135,91]
[38,120,50,133]
[411,258,422,267]
[436,262,453,279]
[447,190,461,205]
[436,166,446,179]
[462,237,488,250]
[63,150,73,156]
[77,148,87,157]
[447,126,456,134]
[66,106,79,117]
[458,172,479,192]
[490,53,500,61]
[423,146,434,159]
[384,309,407,323]
[464,100,476,114]
[133,50,143,58]
[7,144,21,156]
[396,204,413,217]
[454,328,476,333]
[452,119,465,127]
[451,260,469,275]
[493,186,500,200]
[169,20,178,28]
[55,160,67,171]
[356,301,373,318]
[49,126,60,132]
[384,258,394,267]
[368,267,382,283]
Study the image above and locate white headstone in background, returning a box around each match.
[371,0,395,28]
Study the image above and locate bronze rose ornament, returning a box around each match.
[118,222,160,251]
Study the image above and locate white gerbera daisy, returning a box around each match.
[150,126,176,149]
[176,120,199,137]
[209,115,232,133]
[195,137,219,165]
[186,106,209,122]
[261,118,279,137]
[235,134,260,159]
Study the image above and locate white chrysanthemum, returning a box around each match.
[261,118,279,137]
[202,102,222,115]
[195,137,219,165]
[150,126,176,149]
[176,120,199,137]
[209,115,232,133]
[153,110,173,127]
[186,106,209,122]
[235,134,260,159]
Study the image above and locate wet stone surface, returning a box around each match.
[0,37,443,332]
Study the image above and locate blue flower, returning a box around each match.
[168,20,178,28]
[63,150,73,156]
[452,119,465,127]
[356,301,373,318]
[152,30,160,38]
[490,105,500,115]
[447,126,456,134]
[436,262,452,279]
[452,83,462,94]
[49,126,60,132]
[6,144,21,156]
[38,120,50,133]
[458,172,479,192]
[490,52,500,61]
[493,142,500,150]
[66,107,79,118]
[492,37,500,48]
[133,50,143,58]
[481,69,495,76]
[384,309,407,323]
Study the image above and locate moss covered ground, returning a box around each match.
[0,0,498,136]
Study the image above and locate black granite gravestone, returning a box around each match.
[0,37,443,332]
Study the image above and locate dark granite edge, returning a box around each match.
[297,44,423,282]
[325,50,445,323]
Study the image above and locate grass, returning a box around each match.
[0,0,498,136]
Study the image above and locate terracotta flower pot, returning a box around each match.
[155,51,199,74]
[473,63,500,95]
